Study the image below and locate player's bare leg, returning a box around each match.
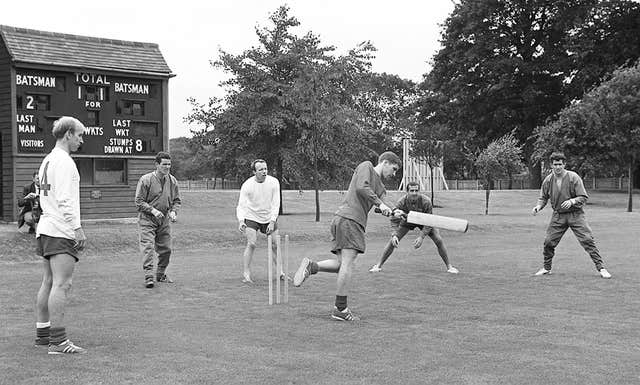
[242,228,258,282]
[429,229,458,273]
[332,249,359,321]
[35,259,53,346]
[46,253,86,354]
[370,227,409,272]
[316,258,341,273]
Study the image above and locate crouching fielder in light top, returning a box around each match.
[369,181,459,274]
[236,159,284,283]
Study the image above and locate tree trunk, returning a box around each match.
[430,165,435,205]
[628,161,634,212]
[528,159,542,189]
[277,157,284,215]
[314,153,320,222]
[485,187,490,215]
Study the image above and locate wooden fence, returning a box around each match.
[176,178,241,190]
[446,177,632,191]
[176,176,633,191]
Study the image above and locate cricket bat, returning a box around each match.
[406,211,469,233]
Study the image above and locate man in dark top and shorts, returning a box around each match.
[369,181,459,274]
[293,151,402,321]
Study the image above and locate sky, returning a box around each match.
[0,0,455,138]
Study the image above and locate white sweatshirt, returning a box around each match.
[36,147,81,240]
[236,175,280,224]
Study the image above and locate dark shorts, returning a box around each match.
[36,234,79,262]
[244,219,278,234]
[330,216,366,254]
[400,223,435,236]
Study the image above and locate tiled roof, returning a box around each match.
[0,25,173,77]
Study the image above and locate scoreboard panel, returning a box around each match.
[15,69,164,156]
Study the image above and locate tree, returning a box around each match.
[534,62,640,212]
[475,133,524,214]
[423,0,640,188]
[186,6,331,214]
[355,73,418,155]
[290,43,381,221]
[187,6,406,220]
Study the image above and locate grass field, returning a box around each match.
[1,189,640,385]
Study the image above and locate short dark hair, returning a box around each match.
[406,181,420,191]
[549,152,566,162]
[32,171,38,178]
[378,151,401,166]
[252,159,267,171]
[155,152,171,163]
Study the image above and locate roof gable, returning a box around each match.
[0,25,173,77]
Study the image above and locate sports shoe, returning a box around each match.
[279,273,292,282]
[534,268,551,276]
[293,257,311,287]
[145,277,154,288]
[331,307,359,321]
[447,265,459,274]
[48,339,87,355]
[369,264,382,273]
[599,268,612,279]
[35,337,49,347]
[242,272,253,283]
[157,274,174,283]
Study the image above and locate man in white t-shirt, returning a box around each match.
[236,159,284,283]
[34,116,87,355]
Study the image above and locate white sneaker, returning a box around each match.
[447,266,459,274]
[534,268,550,276]
[369,264,382,273]
[599,268,612,279]
[293,258,311,287]
[242,272,253,283]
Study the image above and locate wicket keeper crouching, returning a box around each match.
[370,181,458,274]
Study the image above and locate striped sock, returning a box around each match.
[35,322,50,345]
[49,327,67,345]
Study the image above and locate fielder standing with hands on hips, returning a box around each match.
[532,152,611,279]
[135,151,181,288]
[293,151,402,321]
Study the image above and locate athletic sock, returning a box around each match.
[49,327,67,345]
[36,322,50,342]
[309,261,319,275]
[335,295,347,311]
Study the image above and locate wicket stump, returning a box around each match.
[267,234,289,305]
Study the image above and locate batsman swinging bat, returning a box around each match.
[406,211,469,233]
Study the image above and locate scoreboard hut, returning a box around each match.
[0,25,174,221]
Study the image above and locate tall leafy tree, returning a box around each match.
[534,62,640,212]
[187,6,404,219]
[186,6,333,213]
[423,0,640,188]
[291,42,385,220]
